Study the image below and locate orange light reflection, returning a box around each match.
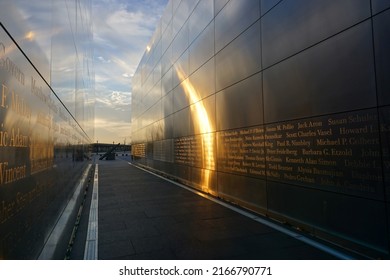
[175,66,215,192]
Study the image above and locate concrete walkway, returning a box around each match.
[86,155,345,260]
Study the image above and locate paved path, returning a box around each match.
[93,156,340,260]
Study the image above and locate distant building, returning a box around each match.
[93,143,131,155]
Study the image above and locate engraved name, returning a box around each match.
[0,162,27,185]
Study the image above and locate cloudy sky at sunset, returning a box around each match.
[92,0,168,144]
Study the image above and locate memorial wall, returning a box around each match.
[0,0,94,259]
[131,0,390,258]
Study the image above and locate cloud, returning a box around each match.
[90,0,168,143]
[94,117,131,144]
[2,0,166,144]
[95,90,132,108]
[95,117,130,129]
[106,10,152,36]
[97,56,112,63]
[93,1,165,50]
[93,0,167,77]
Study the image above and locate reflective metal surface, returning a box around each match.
[380,107,390,201]
[215,21,261,91]
[261,0,370,68]
[189,22,214,75]
[189,58,215,100]
[372,0,390,14]
[189,0,214,45]
[131,0,390,258]
[216,72,262,131]
[374,9,390,106]
[267,180,388,255]
[218,172,267,213]
[260,0,281,16]
[0,0,93,259]
[215,0,260,52]
[263,20,376,123]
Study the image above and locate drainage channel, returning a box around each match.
[84,164,99,260]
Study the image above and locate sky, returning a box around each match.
[92,0,169,144]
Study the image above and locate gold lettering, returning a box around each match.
[1,54,25,85]
[361,148,381,157]
[298,121,322,129]
[317,158,337,166]
[9,127,29,147]
[214,114,383,195]
[266,170,280,178]
[340,126,368,135]
[0,162,27,185]
[0,199,16,224]
[305,158,317,164]
[11,90,32,119]
[302,149,322,156]
[328,117,347,126]
[249,169,265,176]
[348,113,377,123]
[0,124,9,147]
[286,157,304,164]
[344,159,376,168]
[297,166,312,174]
[286,132,297,138]
[37,112,51,129]
[348,137,379,145]
[291,139,310,147]
[31,76,47,104]
[312,168,343,177]
[1,83,8,108]
[316,128,332,136]
[265,156,283,162]
[331,148,352,156]
[266,126,276,132]
[265,133,282,140]
[351,170,382,181]
[1,184,45,224]
[282,124,294,130]
[298,130,316,137]
[316,138,344,146]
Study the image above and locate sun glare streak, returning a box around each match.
[175,66,215,192]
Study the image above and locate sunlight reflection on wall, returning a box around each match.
[175,65,215,192]
[131,0,390,259]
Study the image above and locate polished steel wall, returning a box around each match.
[0,0,94,259]
[131,0,390,258]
